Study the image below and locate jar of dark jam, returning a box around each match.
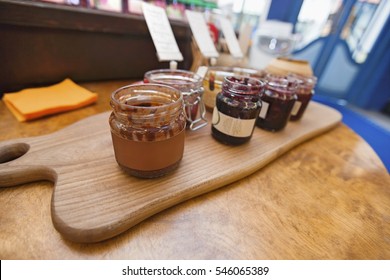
[256,75,297,132]
[212,76,264,145]
[287,73,317,121]
[144,69,207,131]
[203,66,267,112]
[109,83,186,178]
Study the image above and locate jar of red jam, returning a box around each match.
[203,66,267,112]
[212,76,264,145]
[109,84,186,178]
[144,69,207,131]
[256,75,297,132]
[287,73,317,121]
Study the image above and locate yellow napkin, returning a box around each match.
[3,79,98,122]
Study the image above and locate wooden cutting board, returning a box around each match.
[0,102,341,243]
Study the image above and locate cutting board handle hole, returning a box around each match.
[0,143,30,164]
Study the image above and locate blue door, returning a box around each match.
[284,0,390,111]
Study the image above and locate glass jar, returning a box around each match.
[109,83,186,178]
[144,69,207,131]
[203,66,266,112]
[256,74,297,132]
[287,73,317,121]
[211,76,264,145]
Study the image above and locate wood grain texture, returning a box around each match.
[0,100,341,243]
[1,80,389,259]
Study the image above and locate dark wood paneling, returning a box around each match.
[0,0,193,93]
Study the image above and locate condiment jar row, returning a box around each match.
[211,73,317,145]
[109,68,316,179]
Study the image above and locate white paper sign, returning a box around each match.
[239,23,253,55]
[196,66,209,79]
[142,2,183,62]
[185,10,219,58]
[219,16,243,58]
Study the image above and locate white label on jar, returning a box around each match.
[291,101,302,116]
[258,101,269,119]
[212,109,255,137]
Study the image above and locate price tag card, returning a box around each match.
[142,2,183,62]
[185,10,219,58]
[218,16,243,58]
[196,66,209,79]
[238,23,253,55]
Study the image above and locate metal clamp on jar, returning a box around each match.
[144,69,208,131]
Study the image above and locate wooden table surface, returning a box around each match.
[1,80,389,260]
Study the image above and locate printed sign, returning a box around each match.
[185,10,219,58]
[219,16,244,58]
[142,2,183,61]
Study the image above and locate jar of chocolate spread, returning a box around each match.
[109,83,186,178]
[287,73,317,121]
[211,76,264,145]
[144,69,207,131]
[256,74,297,132]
